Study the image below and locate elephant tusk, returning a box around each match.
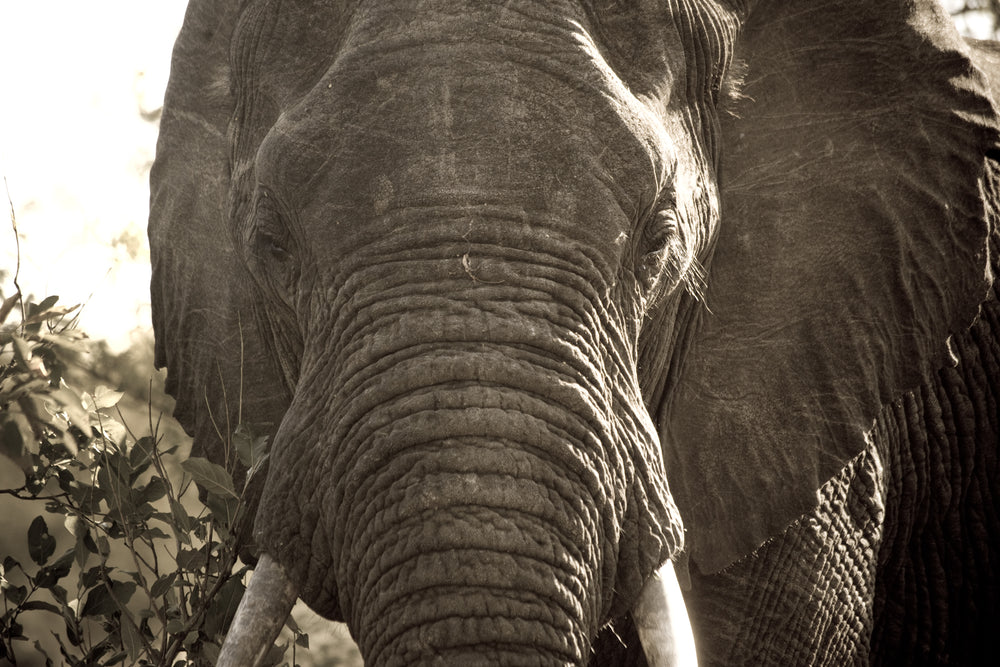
[217,554,299,667]
[633,560,699,666]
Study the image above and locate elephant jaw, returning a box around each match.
[217,556,698,666]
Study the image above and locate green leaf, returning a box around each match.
[3,584,27,605]
[181,458,238,499]
[93,417,127,448]
[129,437,156,476]
[71,527,91,569]
[80,585,114,618]
[92,386,124,410]
[30,295,60,315]
[28,516,56,566]
[203,492,239,530]
[165,619,186,635]
[144,526,172,541]
[23,304,78,326]
[35,549,75,588]
[80,531,98,563]
[57,468,78,495]
[199,641,221,665]
[20,600,61,615]
[1,420,25,461]
[71,482,103,514]
[234,423,270,468]
[81,642,112,665]
[284,615,301,633]
[97,535,110,557]
[150,572,177,598]
[138,476,167,504]
[168,499,193,544]
[203,575,245,639]
[102,649,128,665]
[11,336,32,371]
[0,291,19,324]
[295,632,310,649]
[175,549,207,572]
[80,566,104,589]
[262,642,287,667]
[64,514,84,538]
[62,612,82,646]
[109,580,137,612]
[48,584,68,604]
[96,452,131,511]
[120,614,144,663]
[49,384,90,435]
[80,580,136,619]
[5,619,24,640]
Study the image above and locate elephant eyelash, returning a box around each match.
[643,207,679,251]
[248,191,301,305]
[250,190,298,260]
[636,205,705,305]
[258,230,293,261]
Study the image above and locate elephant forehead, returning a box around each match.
[252,5,679,224]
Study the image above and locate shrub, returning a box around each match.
[0,291,307,666]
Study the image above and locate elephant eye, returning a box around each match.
[249,191,300,303]
[643,208,679,255]
[636,207,684,306]
[250,191,296,262]
[260,230,292,262]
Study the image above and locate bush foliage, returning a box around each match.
[0,290,306,666]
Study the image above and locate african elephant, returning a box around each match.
[148,0,1000,664]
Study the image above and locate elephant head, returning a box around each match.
[149,0,998,664]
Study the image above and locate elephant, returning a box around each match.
[148,0,1000,664]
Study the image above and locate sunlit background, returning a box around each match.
[1,1,187,352]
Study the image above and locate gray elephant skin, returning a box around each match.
[149,0,1000,664]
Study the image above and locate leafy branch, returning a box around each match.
[1,202,305,665]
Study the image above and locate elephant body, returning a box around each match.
[150,0,1000,663]
[686,281,1000,665]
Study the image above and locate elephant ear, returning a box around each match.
[659,1,1000,573]
[149,0,287,470]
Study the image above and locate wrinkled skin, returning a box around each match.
[149,0,1000,664]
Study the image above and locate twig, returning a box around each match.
[4,177,25,323]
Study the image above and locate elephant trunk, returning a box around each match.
[325,380,613,663]
[243,223,683,662]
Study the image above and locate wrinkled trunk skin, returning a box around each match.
[256,254,678,663]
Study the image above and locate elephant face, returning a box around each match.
[247,0,729,651]
[154,1,737,659]
[150,0,998,663]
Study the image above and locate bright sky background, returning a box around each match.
[0,2,993,353]
[1,1,188,352]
